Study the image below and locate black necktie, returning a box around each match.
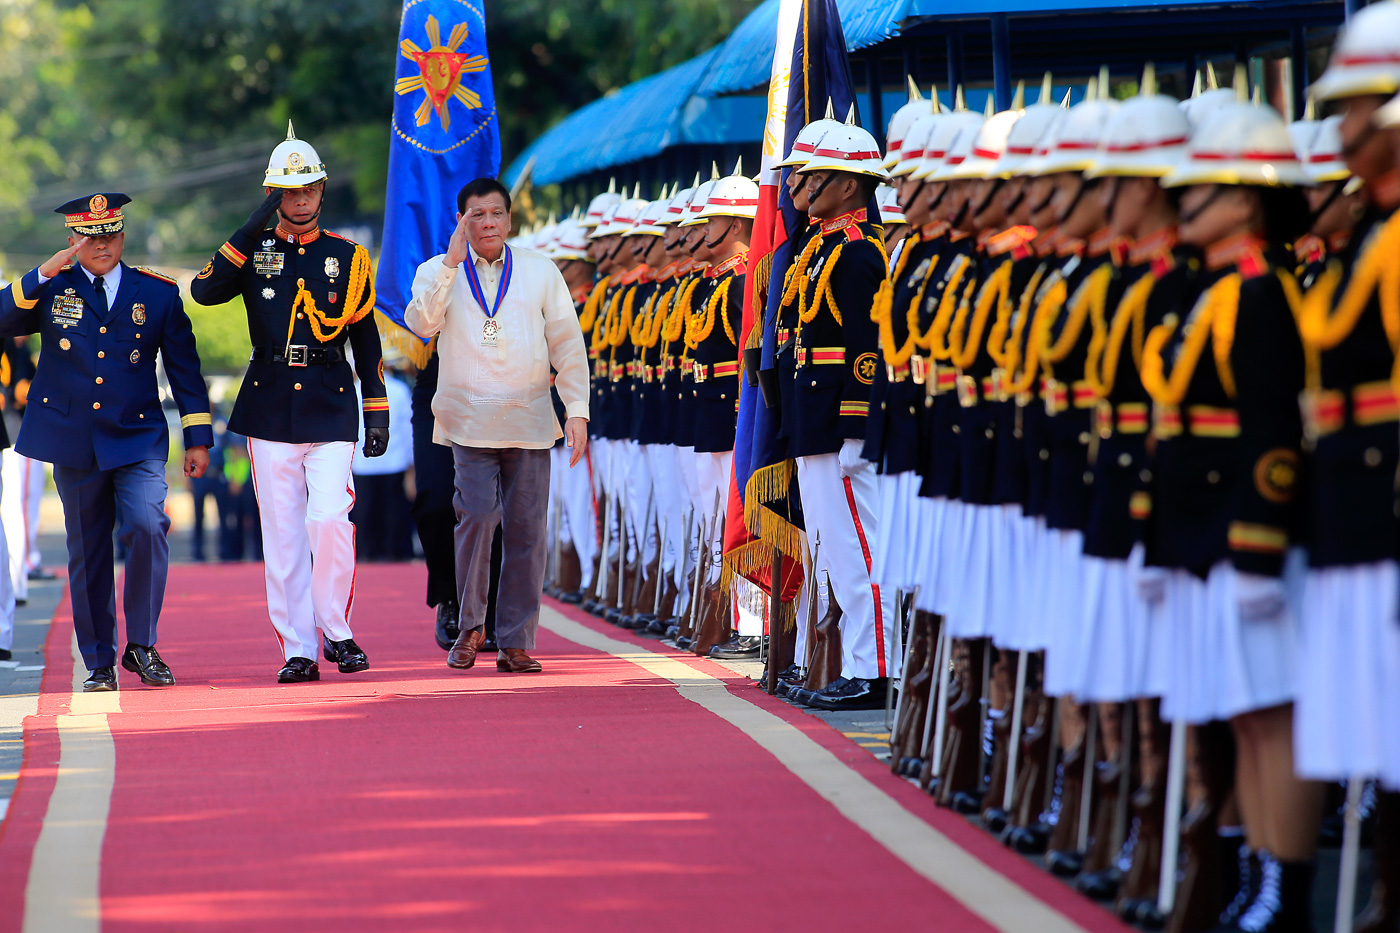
[93,275,108,317]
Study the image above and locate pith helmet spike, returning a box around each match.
[954,85,967,111]
[1233,63,1249,102]
[930,83,942,113]
[632,181,641,199]
[1012,80,1025,110]
[732,155,743,176]
[692,171,701,188]
[1251,83,1262,105]
[1099,65,1111,98]
[548,210,557,225]
[1061,89,1073,108]
[907,74,923,102]
[286,120,297,140]
[1191,69,1203,98]
[1206,61,1219,90]
[1086,76,1098,102]
[1039,72,1054,106]
[711,161,720,179]
[1303,94,1316,120]
[984,94,995,117]
[571,204,581,220]
[824,98,836,120]
[1142,62,1157,97]
[608,177,617,194]
[845,103,857,125]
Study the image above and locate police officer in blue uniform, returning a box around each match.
[0,193,214,691]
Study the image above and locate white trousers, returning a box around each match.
[2,450,43,602]
[552,445,598,590]
[644,444,683,579]
[795,453,895,681]
[696,450,732,585]
[248,439,356,661]
[622,441,657,569]
[0,467,14,651]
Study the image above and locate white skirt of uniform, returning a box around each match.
[911,496,939,612]
[871,472,907,589]
[1068,545,1152,703]
[1000,515,1050,652]
[931,499,965,618]
[1295,561,1400,789]
[897,473,926,592]
[947,503,997,638]
[986,504,1022,648]
[1042,528,1086,697]
[1158,551,1305,725]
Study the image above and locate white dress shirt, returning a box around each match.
[36,261,122,307]
[404,245,589,450]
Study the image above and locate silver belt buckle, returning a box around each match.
[287,345,309,367]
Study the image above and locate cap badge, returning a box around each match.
[132,304,146,325]
[287,151,305,170]
[324,257,340,279]
[89,194,108,215]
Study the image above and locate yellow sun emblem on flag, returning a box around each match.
[395,14,488,131]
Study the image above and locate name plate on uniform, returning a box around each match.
[50,293,84,326]
[252,251,285,277]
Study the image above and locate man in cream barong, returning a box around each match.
[406,178,590,674]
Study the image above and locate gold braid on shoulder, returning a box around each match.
[669,277,700,343]
[641,284,676,349]
[578,275,611,334]
[295,245,376,343]
[872,236,932,368]
[1141,273,1240,407]
[950,259,1011,370]
[1042,264,1113,365]
[801,244,844,325]
[609,285,637,348]
[1086,270,1155,397]
[781,234,824,319]
[996,264,1048,373]
[1004,274,1067,394]
[926,256,973,360]
[1300,211,1400,352]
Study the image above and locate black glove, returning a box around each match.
[363,427,389,458]
[238,190,283,238]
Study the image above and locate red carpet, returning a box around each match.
[0,562,1132,932]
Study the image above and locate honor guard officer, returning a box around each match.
[0,193,214,691]
[777,124,897,710]
[191,124,388,684]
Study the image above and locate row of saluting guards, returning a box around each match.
[520,5,1400,931]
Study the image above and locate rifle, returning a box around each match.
[692,489,730,655]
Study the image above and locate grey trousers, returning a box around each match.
[451,444,550,650]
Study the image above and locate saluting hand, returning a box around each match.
[443,212,472,269]
[239,189,284,238]
[185,446,210,479]
[38,238,86,279]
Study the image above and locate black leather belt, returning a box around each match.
[250,345,345,367]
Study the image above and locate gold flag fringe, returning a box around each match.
[375,310,436,370]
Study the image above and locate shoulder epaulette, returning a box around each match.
[1150,252,1177,280]
[987,225,1038,260]
[59,263,74,272]
[844,225,866,242]
[323,229,359,245]
[136,266,178,286]
[1237,247,1269,280]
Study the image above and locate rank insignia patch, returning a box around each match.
[197,261,213,280]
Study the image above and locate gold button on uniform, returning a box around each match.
[1078,431,1090,444]
[1365,447,1383,467]
[298,248,305,255]
[1119,453,1132,467]
[99,326,107,334]
[93,402,100,410]
[294,382,303,391]
[97,351,105,358]
[95,377,103,385]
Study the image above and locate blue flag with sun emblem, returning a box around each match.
[376,0,500,364]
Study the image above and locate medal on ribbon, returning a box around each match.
[462,246,512,347]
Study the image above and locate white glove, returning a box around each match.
[1235,572,1287,622]
[838,438,873,478]
[1134,564,1168,605]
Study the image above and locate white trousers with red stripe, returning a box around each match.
[796,451,895,681]
[248,439,357,662]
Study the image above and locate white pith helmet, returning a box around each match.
[264,122,328,188]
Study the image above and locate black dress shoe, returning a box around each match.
[278,657,320,683]
[559,590,584,605]
[434,601,460,651]
[1004,823,1050,854]
[982,807,1011,834]
[28,567,57,581]
[0,648,11,661]
[806,677,888,711]
[644,618,670,636]
[604,608,624,625]
[83,666,117,692]
[675,635,694,651]
[710,635,763,659]
[951,790,984,815]
[1074,866,1121,900]
[121,644,175,686]
[323,638,369,673]
[1046,848,1084,877]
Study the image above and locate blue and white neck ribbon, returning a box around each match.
[463,245,513,320]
